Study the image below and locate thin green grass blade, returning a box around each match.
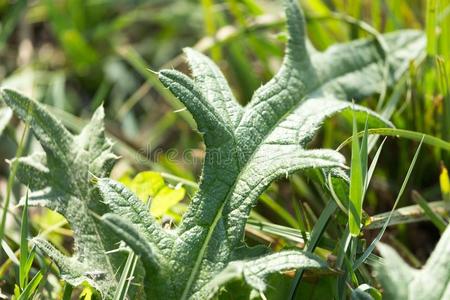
[353,137,424,270]
[349,110,364,236]
[246,218,336,247]
[371,0,382,30]
[366,138,387,190]
[436,57,450,141]
[62,284,73,300]
[328,174,348,214]
[412,191,448,233]
[289,200,338,299]
[0,119,29,247]
[360,116,369,198]
[24,250,35,280]
[259,194,299,229]
[19,192,29,289]
[1,239,19,265]
[114,199,152,300]
[122,255,139,298]
[336,226,351,300]
[201,0,221,61]
[337,128,450,151]
[114,250,136,300]
[116,46,195,128]
[17,270,43,300]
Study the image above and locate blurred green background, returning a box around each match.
[0,0,449,299]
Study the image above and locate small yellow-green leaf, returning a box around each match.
[128,171,165,202]
[440,163,450,202]
[80,283,94,300]
[151,186,186,217]
[121,171,186,217]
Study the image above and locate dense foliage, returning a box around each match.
[0,0,449,299]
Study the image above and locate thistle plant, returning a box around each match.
[375,226,450,300]
[0,0,425,298]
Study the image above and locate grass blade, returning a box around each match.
[1,239,19,265]
[366,138,387,190]
[337,128,450,151]
[17,271,43,300]
[259,194,299,229]
[0,120,29,249]
[349,110,364,236]
[366,200,450,229]
[353,137,424,270]
[360,116,369,198]
[19,192,29,289]
[114,250,136,300]
[436,57,450,141]
[62,284,73,300]
[412,191,448,233]
[289,200,337,299]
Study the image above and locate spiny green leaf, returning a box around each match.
[99,214,160,275]
[3,0,425,298]
[1,89,119,298]
[96,178,173,258]
[192,250,327,300]
[375,224,450,299]
[98,0,423,298]
[183,47,243,128]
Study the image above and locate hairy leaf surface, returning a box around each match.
[97,1,424,299]
[0,89,119,298]
[2,0,425,298]
[375,225,450,300]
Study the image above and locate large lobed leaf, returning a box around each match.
[97,0,424,299]
[2,0,425,298]
[192,250,327,299]
[375,225,450,300]
[0,89,120,298]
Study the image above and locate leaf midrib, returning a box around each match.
[178,24,411,300]
[179,70,309,298]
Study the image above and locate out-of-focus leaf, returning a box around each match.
[0,107,12,136]
[120,171,185,217]
[0,0,27,50]
[375,225,450,300]
[440,163,450,203]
